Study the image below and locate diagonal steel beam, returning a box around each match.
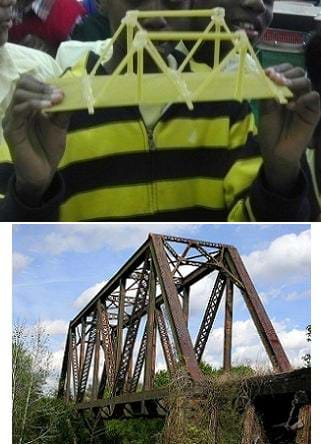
[129,325,148,393]
[194,271,226,362]
[226,247,291,372]
[156,307,177,374]
[150,234,203,382]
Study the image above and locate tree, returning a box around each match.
[12,324,89,444]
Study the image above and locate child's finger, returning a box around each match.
[289,91,321,126]
[265,63,293,74]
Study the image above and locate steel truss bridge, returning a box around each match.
[58,233,293,438]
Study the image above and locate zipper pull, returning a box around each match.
[147,128,156,151]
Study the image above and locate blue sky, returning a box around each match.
[13,223,311,377]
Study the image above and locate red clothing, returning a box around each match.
[9,0,86,47]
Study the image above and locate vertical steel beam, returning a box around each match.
[71,329,79,398]
[66,330,73,401]
[79,317,86,378]
[223,278,233,371]
[92,303,101,399]
[116,278,126,372]
[144,263,157,390]
[182,286,190,327]
[227,247,291,372]
[150,234,203,382]
[97,302,116,399]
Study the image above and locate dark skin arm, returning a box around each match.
[260,64,320,195]
[3,75,69,207]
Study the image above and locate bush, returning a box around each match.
[105,418,164,443]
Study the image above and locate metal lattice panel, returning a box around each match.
[194,271,227,362]
[113,254,151,395]
[77,316,97,402]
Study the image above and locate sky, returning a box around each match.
[12,223,311,386]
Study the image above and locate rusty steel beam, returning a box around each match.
[92,306,101,399]
[161,234,231,250]
[182,286,190,327]
[116,278,126,372]
[150,234,203,382]
[71,329,79,398]
[66,331,73,401]
[144,263,157,390]
[194,271,226,362]
[226,246,292,373]
[223,278,234,371]
[99,303,115,390]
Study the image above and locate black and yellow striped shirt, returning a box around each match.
[0,54,310,221]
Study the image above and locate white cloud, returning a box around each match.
[51,349,65,371]
[37,224,200,255]
[74,281,107,310]
[242,230,311,284]
[13,252,32,272]
[40,320,69,336]
[189,272,218,316]
[202,318,310,370]
[38,224,198,255]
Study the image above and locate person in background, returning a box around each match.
[303,30,321,220]
[0,0,320,222]
[71,0,111,42]
[0,0,61,144]
[8,0,86,55]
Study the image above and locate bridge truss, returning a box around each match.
[49,8,292,114]
[58,233,291,436]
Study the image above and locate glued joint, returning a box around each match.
[133,30,148,50]
[122,10,139,26]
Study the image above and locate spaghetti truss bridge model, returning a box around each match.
[48,8,293,114]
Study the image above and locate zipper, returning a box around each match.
[143,121,159,213]
[146,126,156,151]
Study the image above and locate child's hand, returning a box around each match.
[3,74,69,207]
[259,63,320,195]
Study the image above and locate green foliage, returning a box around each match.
[154,369,171,388]
[12,324,89,444]
[105,418,164,443]
[154,363,254,387]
